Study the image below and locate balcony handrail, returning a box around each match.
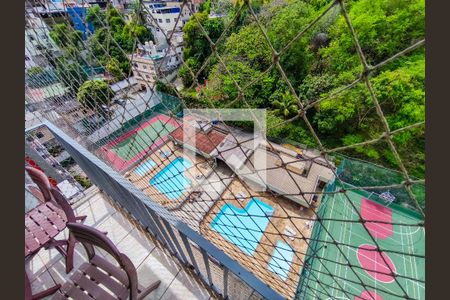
[26,120,284,300]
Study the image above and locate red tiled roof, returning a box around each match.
[169,126,226,154]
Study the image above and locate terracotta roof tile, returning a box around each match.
[169,127,226,154]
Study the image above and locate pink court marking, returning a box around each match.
[99,114,180,171]
[355,290,383,300]
[361,198,393,239]
[357,244,396,283]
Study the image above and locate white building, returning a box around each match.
[144,0,201,44]
[25,14,60,69]
[130,39,183,89]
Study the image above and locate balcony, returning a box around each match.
[26,186,215,299]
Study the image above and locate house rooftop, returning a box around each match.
[169,122,227,156]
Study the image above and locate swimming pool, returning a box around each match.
[268,241,294,281]
[134,160,156,176]
[211,198,274,255]
[150,157,192,200]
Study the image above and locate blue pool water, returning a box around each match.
[211,198,274,255]
[150,157,192,199]
[134,160,156,176]
[268,241,294,281]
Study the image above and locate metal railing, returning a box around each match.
[30,121,283,300]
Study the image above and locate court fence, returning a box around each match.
[335,155,425,213]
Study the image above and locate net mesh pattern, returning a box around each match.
[25,0,425,299]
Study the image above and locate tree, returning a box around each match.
[155,80,178,97]
[123,20,153,45]
[86,5,106,30]
[182,0,425,177]
[179,58,200,87]
[49,23,82,50]
[298,74,337,104]
[86,4,152,76]
[56,57,88,94]
[181,11,225,85]
[77,80,114,110]
[271,90,299,118]
[320,0,425,77]
[106,57,125,81]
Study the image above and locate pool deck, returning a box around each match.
[200,178,318,299]
[126,141,212,209]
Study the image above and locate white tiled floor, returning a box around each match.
[26,189,215,299]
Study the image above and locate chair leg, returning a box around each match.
[26,270,61,300]
[45,238,67,258]
[65,234,76,274]
[31,284,61,300]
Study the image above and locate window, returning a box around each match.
[158,19,163,23]
[166,19,170,23]
[28,35,35,42]
[174,18,177,23]
[36,132,44,139]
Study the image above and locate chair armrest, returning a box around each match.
[137,280,161,300]
[75,215,87,223]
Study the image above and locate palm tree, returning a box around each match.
[131,0,148,25]
[232,0,270,8]
[272,91,299,119]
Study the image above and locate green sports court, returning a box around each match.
[100,114,179,171]
[298,182,425,300]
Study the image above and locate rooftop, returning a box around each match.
[169,125,227,156]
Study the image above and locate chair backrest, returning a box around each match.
[25,166,52,202]
[66,222,139,299]
[50,188,77,222]
[25,166,77,222]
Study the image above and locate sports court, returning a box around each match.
[99,114,179,171]
[298,182,425,300]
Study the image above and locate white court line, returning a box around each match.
[408,223,425,299]
[333,192,348,298]
[312,195,332,298]
[348,225,422,251]
[346,246,404,296]
[342,194,412,297]
[342,192,353,298]
[352,200,422,234]
[346,225,425,269]
[400,221,410,297]
[324,193,339,298]
[345,206,423,243]
[335,193,425,299]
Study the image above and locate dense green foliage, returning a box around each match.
[74,175,92,189]
[87,4,153,76]
[155,80,178,97]
[182,0,425,178]
[48,24,88,94]
[56,58,88,94]
[180,8,225,87]
[77,79,113,109]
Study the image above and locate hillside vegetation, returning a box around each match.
[180,0,425,178]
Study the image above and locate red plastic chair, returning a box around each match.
[25,166,87,273]
[52,223,161,300]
